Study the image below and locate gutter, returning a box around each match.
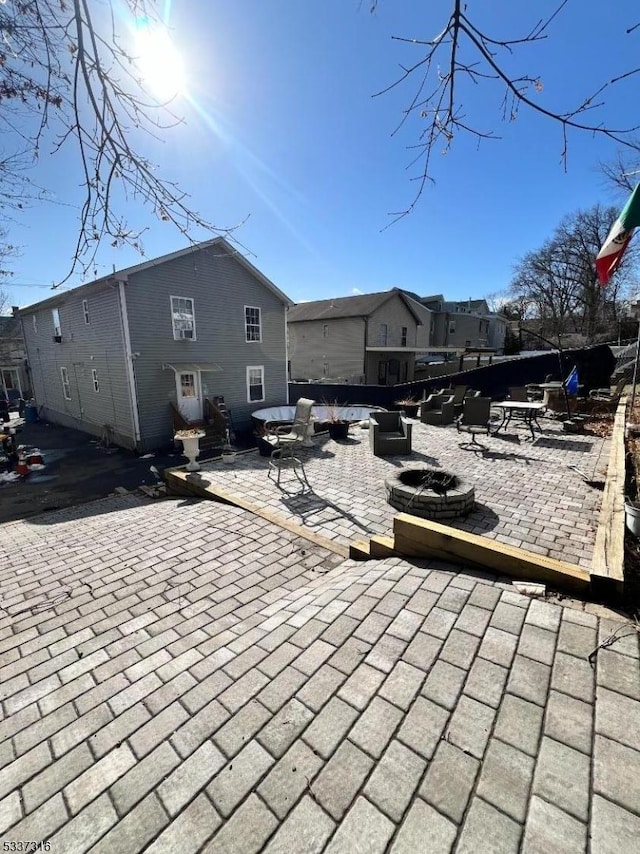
[117,279,142,446]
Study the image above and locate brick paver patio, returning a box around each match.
[193,417,610,568]
[0,495,638,852]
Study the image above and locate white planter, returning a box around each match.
[221,452,236,465]
[625,500,640,537]
[175,433,204,471]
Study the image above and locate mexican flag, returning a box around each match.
[596,184,640,285]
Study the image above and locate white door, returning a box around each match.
[176,371,201,422]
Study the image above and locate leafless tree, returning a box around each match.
[601,138,640,194]
[371,1,640,221]
[0,1,236,285]
[510,204,637,342]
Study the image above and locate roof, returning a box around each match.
[287,290,424,324]
[0,316,22,338]
[19,237,293,314]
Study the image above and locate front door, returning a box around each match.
[176,371,201,422]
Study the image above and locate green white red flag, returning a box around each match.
[596,184,640,285]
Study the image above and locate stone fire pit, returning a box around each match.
[385,467,475,521]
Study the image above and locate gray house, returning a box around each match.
[0,316,30,402]
[19,238,292,451]
[420,295,507,353]
[287,290,432,385]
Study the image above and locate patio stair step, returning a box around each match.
[369,535,399,559]
[349,540,371,560]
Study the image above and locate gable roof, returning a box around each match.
[19,237,293,313]
[287,290,424,324]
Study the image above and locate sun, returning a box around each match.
[135,18,186,102]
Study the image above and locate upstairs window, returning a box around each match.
[92,369,100,393]
[401,326,408,347]
[52,308,62,340]
[323,324,329,338]
[171,296,196,340]
[246,366,265,402]
[379,323,388,346]
[60,367,71,400]
[245,306,262,342]
[32,315,37,334]
[448,320,457,335]
[83,299,90,325]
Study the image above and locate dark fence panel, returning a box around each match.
[289,344,615,407]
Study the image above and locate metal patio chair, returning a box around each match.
[264,397,314,486]
[456,397,493,449]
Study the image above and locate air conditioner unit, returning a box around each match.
[53,335,63,343]
[177,329,194,340]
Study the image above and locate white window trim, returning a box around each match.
[246,365,265,403]
[92,368,99,393]
[244,305,262,343]
[83,299,90,325]
[52,308,62,338]
[32,315,37,334]
[60,366,71,400]
[170,295,197,341]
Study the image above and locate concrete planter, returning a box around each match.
[175,432,205,472]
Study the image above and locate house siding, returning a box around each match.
[124,243,287,449]
[20,285,136,447]
[365,296,422,384]
[367,296,419,349]
[288,317,366,382]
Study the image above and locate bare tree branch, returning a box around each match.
[0,1,238,285]
[371,1,640,222]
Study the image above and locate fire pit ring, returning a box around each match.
[385,467,475,521]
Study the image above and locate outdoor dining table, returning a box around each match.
[493,401,546,441]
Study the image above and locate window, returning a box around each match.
[323,324,328,338]
[244,306,262,342]
[448,320,456,335]
[180,373,196,397]
[170,296,196,340]
[52,308,62,339]
[92,369,99,393]
[380,323,388,346]
[83,299,90,325]
[32,315,37,334]
[401,326,408,347]
[60,367,71,400]
[246,366,265,403]
[378,360,388,384]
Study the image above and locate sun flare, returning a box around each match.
[135,18,186,102]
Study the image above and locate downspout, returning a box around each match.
[116,279,142,447]
[363,316,368,382]
[285,306,289,404]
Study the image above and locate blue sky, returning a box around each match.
[4,0,639,309]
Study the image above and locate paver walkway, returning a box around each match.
[0,495,638,852]
[194,417,610,567]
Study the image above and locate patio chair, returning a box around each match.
[369,411,412,456]
[508,386,529,402]
[456,397,492,449]
[421,393,455,426]
[589,377,625,402]
[264,397,314,486]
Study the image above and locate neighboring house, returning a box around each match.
[19,238,292,451]
[420,295,507,353]
[0,316,30,401]
[287,290,432,385]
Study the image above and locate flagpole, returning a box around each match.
[630,320,640,414]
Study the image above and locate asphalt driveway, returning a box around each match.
[0,418,181,524]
